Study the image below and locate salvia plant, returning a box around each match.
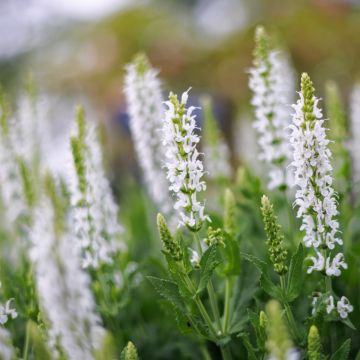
[0,25,358,360]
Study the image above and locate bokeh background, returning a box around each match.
[1,0,360,190]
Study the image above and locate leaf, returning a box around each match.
[147,276,185,311]
[221,234,241,276]
[330,339,351,360]
[241,252,281,300]
[230,259,261,333]
[286,243,304,302]
[238,332,258,360]
[197,245,220,294]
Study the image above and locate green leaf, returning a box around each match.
[221,234,241,276]
[230,260,261,333]
[197,245,220,294]
[238,332,258,360]
[286,243,304,302]
[241,252,281,300]
[330,339,351,360]
[147,276,186,312]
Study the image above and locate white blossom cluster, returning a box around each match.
[0,327,15,360]
[349,84,360,185]
[124,55,174,216]
[290,73,352,318]
[249,26,295,190]
[326,295,354,319]
[162,90,210,230]
[30,197,104,359]
[0,298,17,325]
[69,110,125,268]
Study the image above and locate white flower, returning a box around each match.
[337,296,353,319]
[124,55,174,216]
[0,299,17,325]
[30,197,104,359]
[249,27,295,190]
[162,89,210,230]
[326,295,335,314]
[349,84,360,185]
[290,74,343,272]
[0,327,15,360]
[68,108,126,268]
[189,248,200,267]
[325,253,347,277]
[307,251,325,274]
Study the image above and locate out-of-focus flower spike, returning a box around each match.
[307,325,321,360]
[201,96,232,180]
[249,26,295,190]
[120,341,139,360]
[223,188,236,237]
[124,54,174,218]
[0,327,16,360]
[265,300,299,360]
[30,182,105,359]
[69,105,125,268]
[349,83,360,188]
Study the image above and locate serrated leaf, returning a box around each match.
[197,245,220,294]
[241,252,281,299]
[147,276,185,311]
[330,339,351,360]
[230,260,261,333]
[286,243,304,302]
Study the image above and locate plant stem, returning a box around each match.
[23,321,30,360]
[200,343,212,360]
[220,344,232,360]
[280,275,301,343]
[222,277,232,333]
[194,233,223,334]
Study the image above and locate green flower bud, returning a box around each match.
[259,310,268,329]
[204,227,225,247]
[307,325,321,360]
[261,195,288,275]
[18,158,35,208]
[254,26,270,69]
[120,341,139,360]
[301,73,316,122]
[224,188,236,237]
[157,213,182,261]
[133,53,151,76]
[266,300,293,360]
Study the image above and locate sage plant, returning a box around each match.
[249,26,295,190]
[290,73,353,319]
[124,54,174,217]
[69,106,125,268]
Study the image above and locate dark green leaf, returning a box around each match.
[286,243,304,302]
[147,276,185,311]
[230,260,261,333]
[197,245,220,294]
[238,332,258,360]
[330,339,351,360]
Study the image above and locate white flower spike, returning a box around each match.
[162,89,210,231]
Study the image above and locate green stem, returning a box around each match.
[280,275,301,343]
[222,277,232,333]
[200,343,212,360]
[220,344,232,360]
[194,233,223,334]
[23,321,30,360]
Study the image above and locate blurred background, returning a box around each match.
[1,0,360,188]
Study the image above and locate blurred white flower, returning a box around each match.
[249,27,295,190]
[307,251,325,274]
[349,84,360,185]
[0,299,17,325]
[326,295,335,314]
[30,196,104,359]
[68,107,125,268]
[0,327,15,360]
[162,89,210,230]
[124,54,174,217]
